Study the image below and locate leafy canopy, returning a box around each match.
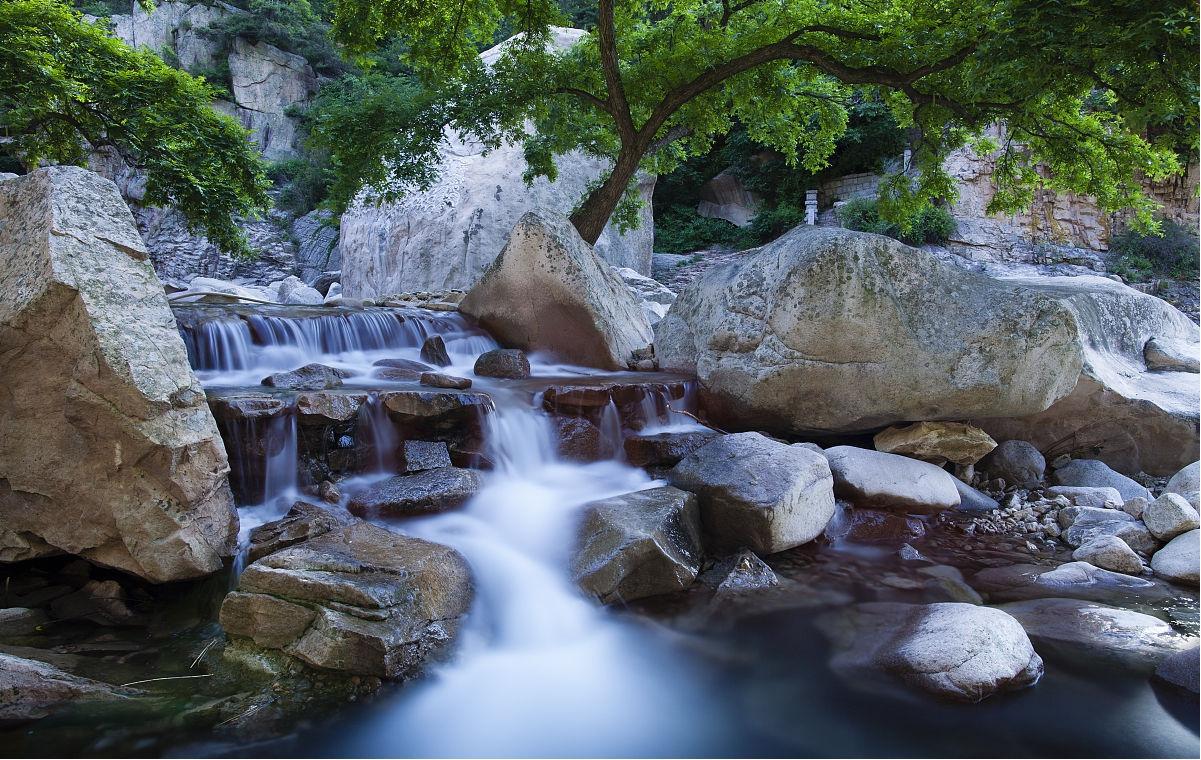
[0,0,270,256]
[327,0,1198,243]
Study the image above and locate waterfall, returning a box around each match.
[355,393,402,473]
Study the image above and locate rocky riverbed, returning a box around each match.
[0,168,1197,757]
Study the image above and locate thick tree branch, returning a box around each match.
[597,0,636,142]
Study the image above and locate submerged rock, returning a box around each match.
[420,372,472,390]
[976,440,1046,489]
[221,521,472,679]
[262,363,351,391]
[0,167,237,582]
[824,446,960,515]
[473,348,531,379]
[971,561,1176,604]
[1052,459,1152,502]
[702,550,780,595]
[872,422,997,466]
[460,211,653,370]
[623,429,721,468]
[1145,337,1200,373]
[0,653,135,721]
[573,486,702,604]
[818,602,1043,703]
[1000,598,1195,673]
[667,432,836,555]
[347,467,483,517]
[1150,529,1200,586]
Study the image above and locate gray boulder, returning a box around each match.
[953,479,1000,512]
[1143,493,1200,542]
[0,653,135,721]
[460,211,654,370]
[705,550,780,595]
[0,167,237,582]
[667,432,836,554]
[1154,645,1200,695]
[1000,598,1195,673]
[1150,529,1199,586]
[275,275,324,306]
[339,30,653,298]
[1052,459,1152,502]
[973,275,1199,477]
[473,349,531,379]
[818,602,1043,703]
[1061,507,1157,554]
[221,520,472,679]
[623,429,721,468]
[655,226,1083,434]
[977,440,1046,488]
[824,446,961,515]
[1166,461,1201,510]
[1071,535,1144,575]
[347,467,482,517]
[572,486,702,604]
[612,265,676,327]
[971,561,1176,605]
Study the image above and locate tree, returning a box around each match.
[0,0,270,256]
[327,0,1197,244]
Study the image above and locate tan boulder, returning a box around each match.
[872,422,997,466]
[460,211,653,369]
[0,167,238,582]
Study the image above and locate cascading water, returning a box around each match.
[177,303,723,755]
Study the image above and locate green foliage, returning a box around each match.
[326,0,1197,243]
[206,0,349,77]
[303,71,446,214]
[69,0,129,16]
[1109,219,1200,281]
[745,203,807,244]
[838,197,956,245]
[0,0,271,256]
[269,157,331,216]
[654,205,745,253]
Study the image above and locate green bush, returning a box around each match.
[70,0,128,16]
[1109,219,1199,281]
[654,205,747,253]
[837,197,956,245]
[744,203,806,245]
[205,0,348,78]
[268,157,330,216]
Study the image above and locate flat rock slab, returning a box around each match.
[872,422,996,466]
[262,363,351,390]
[817,602,1043,703]
[825,446,961,514]
[1000,598,1197,673]
[247,501,356,563]
[623,429,720,467]
[1047,486,1124,509]
[668,432,836,554]
[347,467,483,517]
[573,486,702,604]
[221,520,472,679]
[0,652,136,721]
[971,561,1177,605]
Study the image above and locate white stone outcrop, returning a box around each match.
[0,168,238,582]
[340,29,654,298]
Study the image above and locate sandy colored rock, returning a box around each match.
[0,167,237,582]
[873,422,997,466]
[460,211,653,370]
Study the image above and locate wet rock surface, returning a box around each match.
[0,653,137,722]
[346,468,483,517]
[222,519,473,679]
[473,349,531,379]
[573,487,703,604]
[668,432,836,554]
[262,363,351,391]
[623,429,720,467]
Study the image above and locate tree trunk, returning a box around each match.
[569,149,642,246]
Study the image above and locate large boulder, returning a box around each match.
[220,520,472,679]
[1142,493,1200,542]
[1071,535,1144,575]
[572,486,703,604]
[667,432,835,554]
[655,227,1083,434]
[1165,461,1200,510]
[972,275,1199,476]
[0,167,238,582]
[824,446,961,515]
[339,29,653,298]
[460,211,654,369]
[817,602,1044,703]
[976,440,1046,488]
[1051,459,1152,502]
